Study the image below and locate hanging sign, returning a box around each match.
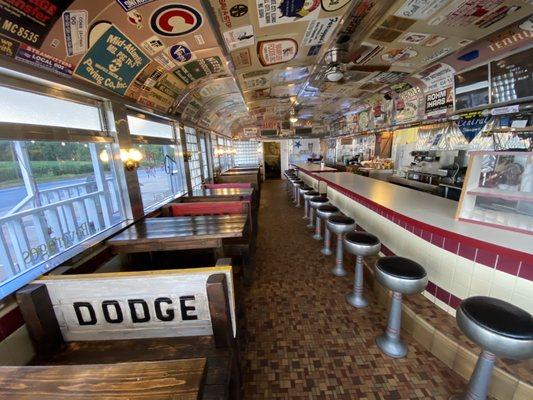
[425,88,453,117]
[457,112,490,142]
[0,0,73,47]
[75,25,149,95]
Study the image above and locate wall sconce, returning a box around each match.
[121,148,143,171]
[183,150,193,162]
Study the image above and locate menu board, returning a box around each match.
[491,48,533,104]
[454,65,489,111]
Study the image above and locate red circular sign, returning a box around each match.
[151,4,203,37]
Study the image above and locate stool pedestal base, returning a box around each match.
[321,229,332,256]
[448,350,496,400]
[331,234,347,276]
[313,218,322,240]
[346,255,368,308]
[307,209,315,229]
[376,292,407,358]
[376,333,407,359]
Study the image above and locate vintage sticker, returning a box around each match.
[0,35,19,57]
[16,43,74,77]
[174,56,224,85]
[141,35,165,55]
[381,15,416,31]
[424,47,450,64]
[307,44,321,56]
[394,0,448,20]
[230,4,248,17]
[243,72,270,90]
[424,34,447,47]
[353,42,383,64]
[231,48,252,68]
[381,47,418,63]
[127,9,144,29]
[194,34,205,45]
[416,63,455,92]
[257,0,321,27]
[257,39,298,66]
[154,52,176,71]
[302,16,339,46]
[0,0,72,47]
[116,0,155,12]
[75,25,150,95]
[63,10,88,57]
[400,32,431,45]
[151,4,203,37]
[321,0,350,12]
[223,25,255,50]
[168,42,194,64]
[369,27,403,43]
[429,0,506,28]
[425,88,453,116]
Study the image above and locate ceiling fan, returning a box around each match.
[317,48,391,84]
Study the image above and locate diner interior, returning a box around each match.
[0,0,531,399]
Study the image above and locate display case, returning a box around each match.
[456,151,533,233]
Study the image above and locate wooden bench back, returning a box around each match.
[161,201,248,217]
[204,183,252,189]
[16,260,235,354]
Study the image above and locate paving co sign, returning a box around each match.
[37,266,236,341]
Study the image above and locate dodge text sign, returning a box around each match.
[37,266,235,341]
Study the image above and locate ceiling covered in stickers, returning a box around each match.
[0,1,532,137]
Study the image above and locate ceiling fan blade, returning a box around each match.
[346,64,390,72]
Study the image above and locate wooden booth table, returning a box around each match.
[0,358,207,399]
[106,215,247,255]
[184,188,254,202]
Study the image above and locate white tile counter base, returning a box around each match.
[300,172,532,315]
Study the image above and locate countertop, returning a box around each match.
[292,162,337,173]
[317,172,532,256]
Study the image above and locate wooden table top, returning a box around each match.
[188,188,254,198]
[106,215,247,252]
[0,358,206,399]
[221,170,259,176]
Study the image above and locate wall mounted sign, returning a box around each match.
[0,0,73,47]
[223,25,254,50]
[150,4,203,37]
[62,10,88,56]
[257,39,298,66]
[16,44,74,77]
[491,47,532,104]
[116,0,155,12]
[75,25,149,95]
[256,0,320,27]
[302,16,339,46]
[174,56,224,85]
[425,88,453,117]
[394,0,448,20]
[457,112,490,142]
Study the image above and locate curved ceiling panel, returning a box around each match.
[0,0,250,134]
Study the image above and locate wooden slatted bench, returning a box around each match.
[14,260,241,400]
[0,359,207,399]
[161,202,256,285]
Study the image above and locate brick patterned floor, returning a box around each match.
[241,180,466,399]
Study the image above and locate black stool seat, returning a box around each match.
[304,191,319,197]
[328,215,354,225]
[461,297,533,341]
[300,186,313,191]
[345,231,379,246]
[317,205,338,213]
[376,256,426,280]
[309,196,328,204]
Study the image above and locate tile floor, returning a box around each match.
[241,180,468,399]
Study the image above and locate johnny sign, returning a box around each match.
[37,266,236,341]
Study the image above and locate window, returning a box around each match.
[0,86,102,130]
[199,133,210,181]
[212,133,220,172]
[185,126,202,188]
[0,83,127,297]
[235,141,260,166]
[127,114,187,211]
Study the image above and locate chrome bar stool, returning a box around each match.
[344,232,381,308]
[302,190,319,220]
[326,215,355,276]
[374,256,428,358]
[316,205,339,254]
[312,203,335,240]
[292,179,303,204]
[288,177,300,201]
[449,296,533,400]
[298,185,313,209]
[308,196,329,231]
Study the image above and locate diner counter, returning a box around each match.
[298,170,532,315]
[291,162,337,173]
[317,172,532,257]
